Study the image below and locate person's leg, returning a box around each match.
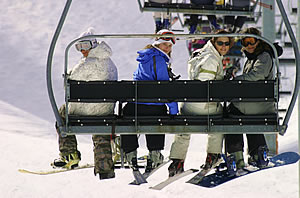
[246,134,269,167]
[247,134,267,156]
[225,134,245,169]
[233,16,247,32]
[136,104,167,170]
[162,12,171,30]
[53,104,80,168]
[168,134,190,176]
[202,134,223,170]
[120,103,139,164]
[57,104,78,155]
[93,135,115,180]
[189,15,199,34]
[153,12,162,33]
[224,16,235,30]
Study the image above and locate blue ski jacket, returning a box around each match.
[133,47,178,115]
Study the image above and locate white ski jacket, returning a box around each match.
[68,41,118,116]
[180,40,224,115]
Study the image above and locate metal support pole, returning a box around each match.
[297,0,300,196]
[262,0,277,155]
[46,0,72,134]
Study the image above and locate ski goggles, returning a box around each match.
[75,40,93,51]
[216,41,230,46]
[241,37,257,47]
[157,31,176,44]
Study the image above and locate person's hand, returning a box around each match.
[224,66,238,80]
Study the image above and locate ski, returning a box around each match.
[185,168,211,184]
[170,16,179,27]
[186,156,224,184]
[132,169,148,185]
[150,168,199,190]
[129,159,171,185]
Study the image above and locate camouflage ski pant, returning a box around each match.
[56,104,114,174]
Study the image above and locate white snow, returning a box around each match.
[0,0,299,198]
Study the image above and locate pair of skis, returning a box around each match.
[129,159,171,185]
[128,159,199,189]
[19,152,300,190]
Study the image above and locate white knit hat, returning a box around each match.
[77,27,98,49]
[152,29,176,46]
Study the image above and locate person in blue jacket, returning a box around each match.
[121,29,179,172]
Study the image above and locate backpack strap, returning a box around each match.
[153,56,158,80]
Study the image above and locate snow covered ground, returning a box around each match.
[0,0,299,197]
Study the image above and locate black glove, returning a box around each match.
[168,67,181,81]
[224,66,235,80]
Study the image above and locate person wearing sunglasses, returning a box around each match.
[53,27,118,180]
[168,29,234,177]
[225,27,281,174]
[121,29,179,172]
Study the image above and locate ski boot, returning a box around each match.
[99,171,115,180]
[145,158,153,173]
[125,150,138,170]
[145,150,164,173]
[201,153,222,170]
[162,18,170,30]
[52,151,81,169]
[149,150,164,168]
[209,19,220,31]
[223,154,237,177]
[248,146,269,168]
[168,159,184,177]
[155,20,162,33]
[230,151,248,176]
[189,24,197,34]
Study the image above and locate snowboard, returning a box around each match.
[18,163,94,175]
[18,157,147,176]
[191,152,300,188]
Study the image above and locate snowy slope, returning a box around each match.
[0,97,298,198]
[0,0,299,197]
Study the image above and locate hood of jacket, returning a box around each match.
[87,41,112,59]
[242,40,283,60]
[69,41,118,82]
[136,47,170,64]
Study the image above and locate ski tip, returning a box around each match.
[149,186,160,190]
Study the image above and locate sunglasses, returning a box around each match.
[157,31,176,44]
[216,41,230,46]
[242,37,257,47]
[75,40,93,51]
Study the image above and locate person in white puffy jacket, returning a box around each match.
[168,29,234,177]
[53,27,118,180]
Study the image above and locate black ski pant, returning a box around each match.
[225,134,267,157]
[121,103,167,154]
[225,103,268,156]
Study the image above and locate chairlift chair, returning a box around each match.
[46,0,300,139]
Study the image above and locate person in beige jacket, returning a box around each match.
[168,30,234,177]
